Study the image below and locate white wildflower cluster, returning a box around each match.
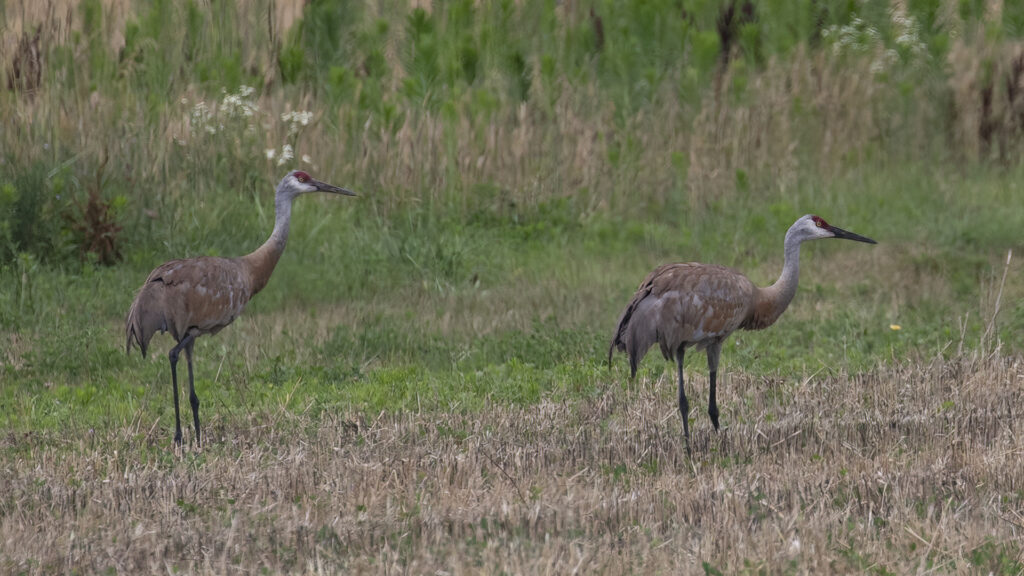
[182,87,317,168]
[187,86,259,136]
[281,110,313,136]
[190,101,218,135]
[220,85,259,119]
[265,111,316,167]
[264,147,315,168]
[265,144,298,166]
[822,12,928,75]
[822,17,881,56]
[891,11,927,59]
[276,144,294,167]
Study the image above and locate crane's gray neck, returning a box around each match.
[241,189,294,295]
[769,227,803,309]
[269,191,294,251]
[747,223,806,330]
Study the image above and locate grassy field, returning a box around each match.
[2,0,1024,573]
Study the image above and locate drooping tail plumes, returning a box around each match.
[125,283,166,358]
[610,300,662,378]
[609,280,661,378]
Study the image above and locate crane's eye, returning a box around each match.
[295,172,309,183]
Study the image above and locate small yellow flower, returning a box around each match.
[889,324,902,331]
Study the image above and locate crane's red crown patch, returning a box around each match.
[294,171,310,183]
[812,215,829,228]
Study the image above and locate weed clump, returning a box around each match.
[62,156,123,266]
[6,27,42,95]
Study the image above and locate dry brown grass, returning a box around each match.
[1,15,924,224]
[272,44,925,220]
[2,352,1021,574]
[0,0,306,54]
[686,48,919,205]
[4,0,1023,230]
[947,34,1024,163]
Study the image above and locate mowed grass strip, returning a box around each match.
[2,352,1021,574]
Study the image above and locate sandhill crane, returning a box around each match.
[609,214,876,455]
[125,170,356,446]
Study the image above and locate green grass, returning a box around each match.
[3,146,1024,437]
[1,158,1021,435]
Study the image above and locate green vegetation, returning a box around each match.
[1,1,1023,571]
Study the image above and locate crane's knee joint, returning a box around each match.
[168,348,180,364]
[190,393,200,411]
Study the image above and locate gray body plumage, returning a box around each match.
[609,262,759,376]
[125,170,356,445]
[125,257,253,357]
[609,214,876,454]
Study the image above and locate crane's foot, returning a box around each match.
[709,405,720,431]
[173,429,183,446]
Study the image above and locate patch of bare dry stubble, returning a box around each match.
[2,353,1022,574]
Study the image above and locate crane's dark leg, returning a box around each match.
[706,341,722,431]
[184,337,201,446]
[168,339,185,445]
[167,333,196,446]
[676,348,691,456]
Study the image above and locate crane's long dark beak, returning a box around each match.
[829,225,876,244]
[313,178,357,196]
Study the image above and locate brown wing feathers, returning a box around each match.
[609,263,760,377]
